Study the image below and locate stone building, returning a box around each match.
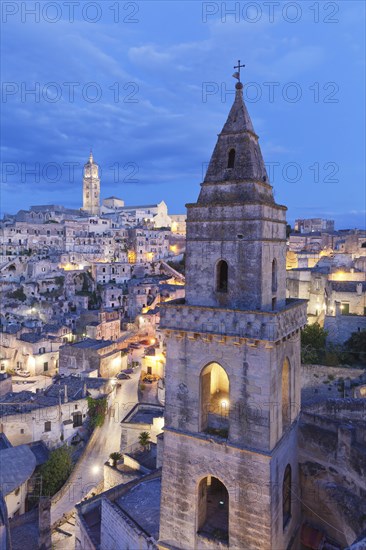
[0,331,61,376]
[0,435,37,518]
[59,338,125,378]
[82,152,100,216]
[158,79,307,550]
[86,310,121,341]
[0,376,111,448]
[294,218,335,233]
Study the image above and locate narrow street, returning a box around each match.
[51,360,142,525]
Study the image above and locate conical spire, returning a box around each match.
[221,82,255,136]
[198,82,273,205]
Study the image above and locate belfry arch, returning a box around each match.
[200,362,229,435]
[197,476,229,543]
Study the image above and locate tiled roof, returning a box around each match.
[330,281,366,293]
[0,445,36,494]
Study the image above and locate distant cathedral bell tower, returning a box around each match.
[82,151,100,215]
[158,66,307,549]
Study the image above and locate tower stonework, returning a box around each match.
[158,82,307,550]
[82,151,100,215]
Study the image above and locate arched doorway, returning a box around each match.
[197,476,229,543]
[200,362,229,436]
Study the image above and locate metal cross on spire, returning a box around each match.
[233,60,245,82]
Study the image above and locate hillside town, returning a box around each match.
[1,93,366,550]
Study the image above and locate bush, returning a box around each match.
[7,286,26,302]
[38,446,72,496]
[87,396,107,428]
[343,330,366,364]
[301,323,328,364]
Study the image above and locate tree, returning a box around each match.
[138,431,151,451]
[109,452,122,467]
[301,323,328,364]
[344,330,366,364]
[38,446,72,496]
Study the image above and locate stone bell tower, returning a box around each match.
[82,151,100,215]
[158,74,307,550]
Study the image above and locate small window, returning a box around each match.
[272,259,277,293]
[44,421,51,432]
[73,412,83,428]
[20,429,24,434]
[216,260,228,293]
[272,297,277,310]
[43,362,48,372]
[227,148,236,168]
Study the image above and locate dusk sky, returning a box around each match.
[1,0,365,228]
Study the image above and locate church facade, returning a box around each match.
[158,80,307,549]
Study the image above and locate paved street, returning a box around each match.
[51,362,142,525]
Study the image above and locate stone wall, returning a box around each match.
[0,397,90,448]
[0,375,12,397]
[324,314,366,346]
[163,329,302,453]
[159,426,300,550]
[298,400,366,547]
[100,497,157,550]
[161,299,307,343]
[301,364,366,404]
[76,470,161,550]
[184,202,288,312]
[103,463,141,491]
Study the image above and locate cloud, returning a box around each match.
[128,45,173,67]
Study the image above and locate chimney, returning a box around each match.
[64,384,68,403]
[38,497,52,550]
[82,381,87,398]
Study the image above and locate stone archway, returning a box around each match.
[197,476,229,543]
[200,362,229,436]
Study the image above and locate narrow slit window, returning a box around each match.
[227,149,235,168]
[216,261,228,293]
[283,464,292,529]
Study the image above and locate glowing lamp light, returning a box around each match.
[221,399,229,409]
[91,465,100,475]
